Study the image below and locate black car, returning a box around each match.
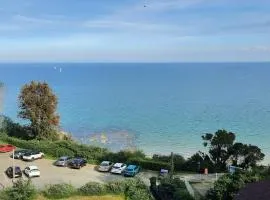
[68,157,87,169]
[5,166,23,178]
[11,149,30,159]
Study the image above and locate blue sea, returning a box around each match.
[1,63,270,163]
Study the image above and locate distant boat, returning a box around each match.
[59,68,62,73]
[54,66,57,70]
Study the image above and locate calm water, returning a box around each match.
[1,63,270,162]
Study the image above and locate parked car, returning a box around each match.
[98,161,114,172]
[55,156,72,167]
[0,144,16,153]
[5,166,22,178]
[11,149,31,159]
[68,157,87,169]
[124,165,140,177]
[24,166,40,178]
[22,150,44,161]
[110,163,127,174]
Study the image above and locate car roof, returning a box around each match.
[59,156,69,159]
[101,161,111,164]
[114,163,124,167]
[27,166,39,170]
[127,165,137,169]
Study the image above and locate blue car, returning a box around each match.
[124,165,140,177]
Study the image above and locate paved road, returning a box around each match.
[0,153,140,189]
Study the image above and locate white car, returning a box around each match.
[110,163,127,174]
[24,166,40,178]
[22,151,44,161]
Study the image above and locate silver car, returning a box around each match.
[55,156,72,167]
[98,161,114,172]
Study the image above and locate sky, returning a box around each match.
[0,0,269,62]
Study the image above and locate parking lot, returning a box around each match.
[0,153,139,189]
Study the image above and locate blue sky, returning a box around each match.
[0,0,269,62]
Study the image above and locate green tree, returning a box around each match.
[18,81,59,140]
[202,130,236,171]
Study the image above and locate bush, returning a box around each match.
[206,171,263,200]
[152,154,186,171]
[128,158,170,171]
[43,183,76,199]
[105,181,126,194]
[0,179,37,200]
[124,179,153,200]
[78,182,106,195]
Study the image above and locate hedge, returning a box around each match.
[0,134,108,164]
[43,183,76,199]
[128,158,170,171]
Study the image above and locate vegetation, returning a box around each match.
[43,183,76,199]
[206,171,262,200]
[36,195,124,200]
[150,176,194,200]
[0,179,37,200]
[202,130,264,172]
[41,179,152,200]
[18,81,59,140]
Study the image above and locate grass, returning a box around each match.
[36,194,125,200]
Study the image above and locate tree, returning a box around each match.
[18,81,59,140]
[0,81,4,112]
[202,130,236,171]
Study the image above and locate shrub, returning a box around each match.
[105,181,126,194]
[128,158,170,171]
[78,182,106,195]
[0,179,37,200]
[43,183,76,199]
[124,179,153,200]
[152,154,186,171]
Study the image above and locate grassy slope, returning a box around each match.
[36,195,124,200]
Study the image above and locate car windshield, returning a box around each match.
[113,166,120,169]
[127,168,134,172]
[59,158,66,161]
[100,162,109,166]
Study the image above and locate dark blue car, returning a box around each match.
[68,157,87,169]
[124,165,140,177]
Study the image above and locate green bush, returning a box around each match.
[128,158,170,171]
[105,181,126,194]
[78,182,106,195]
[0,179,37,200]
[43,183,76,199]
[124,179,153,200]
[152,154,186,171]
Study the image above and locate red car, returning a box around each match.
[0,144,16,153]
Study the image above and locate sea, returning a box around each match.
[0,63,270,163]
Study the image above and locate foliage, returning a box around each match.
[202,129,264,172]
[229,143,265,169]
[151,176,194,200]
[128,157,170,171]
[104,181,126,194]
[43,183,76,199]
[0,179,37,200]
[182,151,215,173]
[99,150,146,163]
[18,81,59,140]
[124,179,153,200]
[0,134,108,164]
[152,154,185,171]
[0,115,30,139]
[202,129,236,171]
[78,182,106,196]
[206,171,262,200]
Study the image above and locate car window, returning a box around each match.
[25,167,30,170]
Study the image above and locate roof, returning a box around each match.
[28,166,39,170]
[127,165,137,169]
[235,180,270,200]
[113,163,124,167]
[101,161,110,164]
